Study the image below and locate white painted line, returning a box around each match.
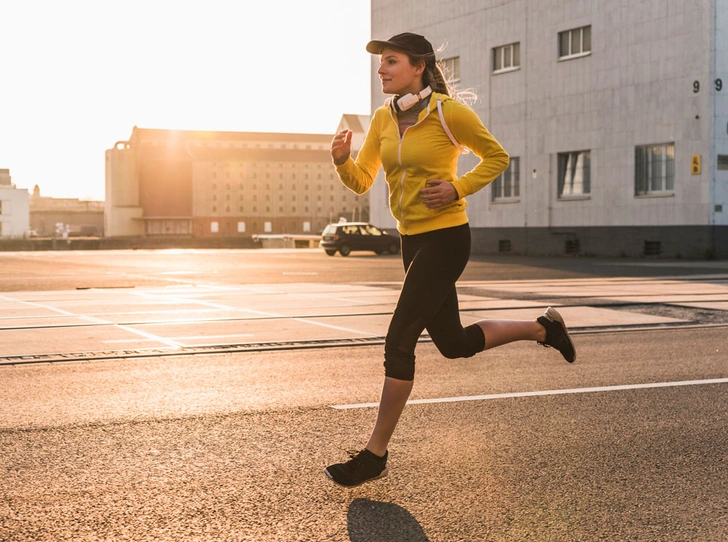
[103,333,255,344]
[330,378,728,409]
[131,291,280,317]
[0,296,109,325]
[293,317,380,337]
[115,325,184,349]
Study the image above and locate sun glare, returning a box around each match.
[0,1,371,201]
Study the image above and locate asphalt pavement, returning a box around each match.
[1,249,727,541]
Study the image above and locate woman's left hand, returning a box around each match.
[419,179,458,209]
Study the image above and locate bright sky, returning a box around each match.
[0,0,372,201]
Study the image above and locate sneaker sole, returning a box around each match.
[324,467,389,487]
[544,307,576,363]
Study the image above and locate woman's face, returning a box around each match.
[377,48,425,96]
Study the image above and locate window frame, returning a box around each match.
[558,25,592,60]
[634,143,675,196]
[557,150,591,199]
[493,42,521,74]
[491,157,520,202]
[440,56,460,84]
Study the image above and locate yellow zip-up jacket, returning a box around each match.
[334,92,509,236]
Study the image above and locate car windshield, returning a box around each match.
[322,225,337,235]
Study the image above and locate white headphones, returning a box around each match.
[395,85,432,111]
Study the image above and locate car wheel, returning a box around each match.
[340,244,352,257]
[325,249,336,256]
[387,242,399,255]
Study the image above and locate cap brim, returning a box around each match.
[366,40,401,54]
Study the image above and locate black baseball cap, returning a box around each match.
[366,32,436,67]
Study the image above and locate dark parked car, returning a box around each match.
[320,222,400,257]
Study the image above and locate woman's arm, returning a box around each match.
[332,113,383,195]
[446,102,510,199]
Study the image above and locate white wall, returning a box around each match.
[713,0,728,225]
[0,186,30,238]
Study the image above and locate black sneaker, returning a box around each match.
[537,307,576,363]
[324,449,388,487]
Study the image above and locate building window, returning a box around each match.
[440,56,460,83]
[264,222,272,233]
[237,221,246,233]
[493,43,520,73]
[492,157,520,200]
[635,143,674,195]
[559,26,591,59]
[717,155,728,170]
[557,151,591,198]
[211,221,219,233]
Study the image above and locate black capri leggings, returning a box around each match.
[384,223,486,381]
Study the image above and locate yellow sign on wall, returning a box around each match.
[691,155,701,175]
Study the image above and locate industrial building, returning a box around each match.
[368,0,728,258]
[105,122,369,239]
[29,185,104,237]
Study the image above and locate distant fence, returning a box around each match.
[251,234,322,249]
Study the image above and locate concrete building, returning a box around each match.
[0,169,30,239]
[29,186,104,237]
[105,124,370,238]
[369,0,728,258]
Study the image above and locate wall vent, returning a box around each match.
[565,239,580,254]
[643,240,662,256]
[498,239,512,253]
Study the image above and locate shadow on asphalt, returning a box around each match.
[347,498,430,541]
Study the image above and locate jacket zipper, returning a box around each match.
[389,104,432,235]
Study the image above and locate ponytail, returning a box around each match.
[407,50,477,106]
[424,64,451,96]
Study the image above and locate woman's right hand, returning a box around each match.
[331,129,352,165]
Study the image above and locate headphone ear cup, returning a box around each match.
[395,86,432,112]
[396,93,418,111]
